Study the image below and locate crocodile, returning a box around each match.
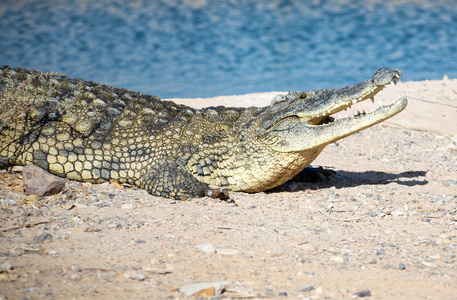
[0,66,407,199]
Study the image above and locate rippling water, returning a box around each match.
[1,0,456,98]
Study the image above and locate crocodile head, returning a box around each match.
[256,68,407,153]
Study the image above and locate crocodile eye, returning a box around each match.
[297,92,311,100]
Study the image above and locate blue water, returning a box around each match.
[1,0,456,98]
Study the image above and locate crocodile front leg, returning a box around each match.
[140,159,229,200]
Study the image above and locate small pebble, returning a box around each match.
[278,292,288,296]
[300,285,314,292]
[35,233,53,242]
[72,217,84,224]
[376,249,385,255]
[0,199,16,206]
[196,243,216,254]
[265,286,274,295]
[353,289,371,298]
[398,263,406,270]
[0,261,12,271]
[369,259,377,264]
[331,256,345,263]
[134,274,145,281]
[443,179,457,186]
[391,209,404,216]
[217,248,239,256]
[451,134,457,144]
[421,261,437,268]
[121,203,134,209]
[123,271,146,281]
[48,249,60,255]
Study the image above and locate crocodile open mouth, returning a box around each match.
[315,73,404,126]
[320,95,406,126]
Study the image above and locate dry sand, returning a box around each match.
[1,79,456,299]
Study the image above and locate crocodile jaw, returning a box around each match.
[304,95,407,148]
[258,68,408,152]
[302,68,408,147]
[305,69,403,125]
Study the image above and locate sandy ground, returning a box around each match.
[1,78,456,299]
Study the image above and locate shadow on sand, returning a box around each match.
[272,168,428,193]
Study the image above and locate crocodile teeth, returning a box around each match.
[370,97,375,103]
[378,101,384,107]
[328,110,331,115]
[352,99,357,105]
[338,114,342,119]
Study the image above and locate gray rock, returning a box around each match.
[0,261,12,271]
[123,271,146,281]
[0,199,16,205]
[133,274,145,281]
[46,249,59,255]
[35,233,53,242]
[23,164,65,196]
[179,281,228,296]
[195,243,216,254]
[227,284,254,296]
[451,134,457,144]
[444,179,457,186]
[264,286,274,295]
[376,249,386,255]
[398,263,406,270]
[121,203,134,209]
[353,289,371,298]
[300,285,314,292]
